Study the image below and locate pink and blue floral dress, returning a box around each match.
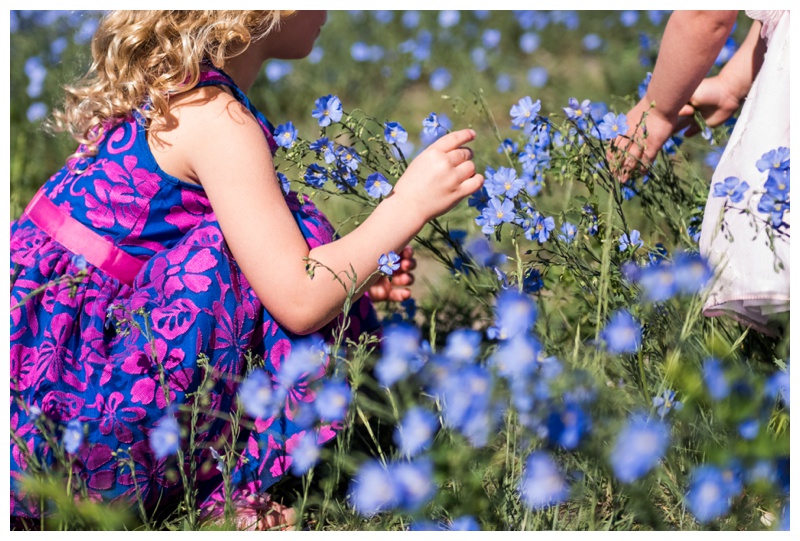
[10,68,379,519]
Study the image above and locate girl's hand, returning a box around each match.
[675,75,742,136]
[611,100,677,183]
[369,245,416,302]
[392,129,484,223]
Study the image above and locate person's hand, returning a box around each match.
[675,75,742,136]
[392,129,484,223]
[611,100,678,183]
[369,245,416,302]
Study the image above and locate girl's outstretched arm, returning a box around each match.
[170,87,482,335]
[616,10,738,175]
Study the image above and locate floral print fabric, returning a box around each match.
[10,68,379,518]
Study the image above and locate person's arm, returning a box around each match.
[616,10,738,173]
[177,87,482,335]
[676,20,767,136]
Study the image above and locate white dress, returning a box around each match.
[699,10,790,333]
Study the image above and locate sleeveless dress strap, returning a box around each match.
[195,66,279,154]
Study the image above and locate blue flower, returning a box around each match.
[444,329,482,364]
[421,112,449,145]
[526,67,548,88]
[429,67,452,91]
[598,112,629,140]
[712,176,749,203]
[311,94,343,127]
[307,46,324,64]
[510,96,541,129]
[618,230,643,251]
[304,164,328,188]
[383,121,408,144]
[497,138,519,154]
[402,10,420,28]
[490,335,540,380]
[336,145,361,171]
[434,365,493,445]
[264,59,293,82]
[62,419,83,454]
[449,516,480,530]
[652,389,683,418]
[620,10,639,27]
[546,401,591,450]
[495,74,513,93]
[530,214,555,244]
[582,33,603,51]
[737,419,759,440]
[393,459,436,511]
[365,172,392,198]
[601,309,642,354]
[349,460,400,516]
[487,166,524,198]
[274,121,298,148]
[276,171,291,194]
[482,28,501,48]
[378,251,401,276]
[610,414,669,483]
[395,407,439,457]
[314,380,350,422]
[673,251,713,295]
[685,464,741,523]
[756,147,790,174]
[470,47,488,71]
[486,197,517,227]
[372,10,393,24]
[518,451,569,510]
[558,222,577,244]
[563,97,591,122]
[239,369,279,419]
[702,358,730,401]
[519,32,541,54]
[350,41,372,62]
[638,263,677,302]
[26,102,48,123]
[290,431,321,476]
[765,364,790,409]
[523,268,544,293]
[24,56,47,98]
[438,10,460,28]
[494,290,537,340]
[376,324,426,387]
[149,416,180,459]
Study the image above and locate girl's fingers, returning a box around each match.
[453,160,477,182]
[392,270,414,286]
[458,173,485,197]
[447,146,474,166]
[388,288,412,302]
[429,128,476,153]
[400,256,416,272]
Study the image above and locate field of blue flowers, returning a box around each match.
[10,10,790,531]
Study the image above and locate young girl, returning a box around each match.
[617,10,789,334]
[10,10,483,528]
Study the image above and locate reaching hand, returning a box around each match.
[369,245,416,302]
[675,76,742,137]
[610,100,677,183]
[392,129,484,223]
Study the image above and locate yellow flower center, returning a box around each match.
[575,109,582,117]
[496,211,504,219]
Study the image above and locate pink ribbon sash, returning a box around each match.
[24,191,146,285]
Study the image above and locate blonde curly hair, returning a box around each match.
[50,10,294,157]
